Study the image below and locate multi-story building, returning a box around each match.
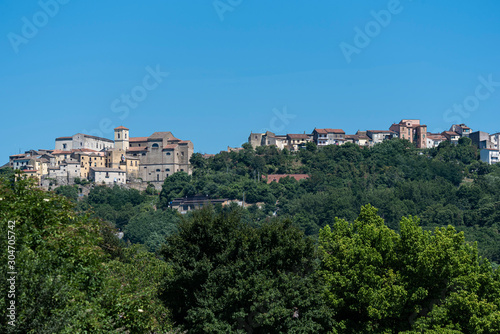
[121,127,193,186]
[248,131,287,149]
[366,130,397,144]
[287,134,312,151]
[470,131,495,149]
[89,167,127,185]
[55,133,114,151]
[489,133,500,150]
[345,131,372,147]
[426,133,447,148]
[450,124,472,137]
[480,148,499,164]
[312,128,345,146]
[389,119,428,148]
[441,131,460,144]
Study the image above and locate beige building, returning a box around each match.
[287,134,312,151]
[70,149,106,179]
[119,127,193,186]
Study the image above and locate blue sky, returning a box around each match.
[1,0,499,162]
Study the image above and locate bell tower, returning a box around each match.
[114,126,129,151]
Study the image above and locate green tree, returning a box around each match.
[319,204,500,333]
[160,206,335,333]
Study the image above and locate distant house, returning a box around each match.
[89,167,126,185]
[450,124,472,137]
[441,131,460,144]
[170,195,230,214]
[265,174,309,184]
[287,134,312,151]
[426,133,447,148]
[366,130,397,144]
[345,131,372,147]
[480,149,499,164]
[312,128,345,146]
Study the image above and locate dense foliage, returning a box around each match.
[159,139,500,263]
[0,175,172,333]
[2,137,500,333]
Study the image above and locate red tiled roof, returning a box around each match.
[130,137,148,142]
[315,128,345,134]
[442,131,459,136]
[163,144,178,150]
[114,126,129,130]
[9,154,26,158]
[178,140,191,144]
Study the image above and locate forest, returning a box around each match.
[1,137,500,333]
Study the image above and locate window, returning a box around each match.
[125,133,127,139]
[166,152,171,156]
[138,144,141,146]
[105,172,109,178]
[166,168,170,171]
[156,169,161,172]
[130,161,132,166]
[181,152,184,156]
[63,144,67,149]
[152,143,159,148]
[118,133,120,139]
[142,153,146,156]
[135,161,137,166]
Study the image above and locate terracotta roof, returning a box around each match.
[114,126,129,130]
[130,137,149,142]
[9,154,27,158]
[442,131,459,136]
[178,140,191,144]
[127,147,148,152]
[315,128,345,134]
[287,134,310,140]
[163,144,178,150]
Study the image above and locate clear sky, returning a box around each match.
[1,0,499,162]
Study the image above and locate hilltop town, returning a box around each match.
[4,119,500,188]
[6,126,193,189]
[249,119,500,163]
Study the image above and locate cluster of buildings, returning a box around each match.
[7,126,193,188]
[249,119,499,164]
